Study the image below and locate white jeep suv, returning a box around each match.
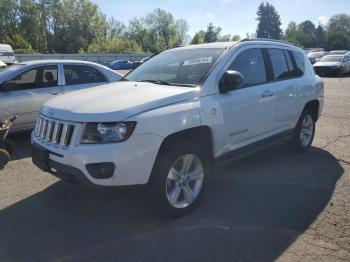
[31,40,324,216]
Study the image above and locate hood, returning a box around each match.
[313,61,341,67]
[42,81,200,122]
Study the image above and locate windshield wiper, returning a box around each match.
[139,79,171,85]
[138,79,196,87]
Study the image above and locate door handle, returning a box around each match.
[49,91,63,95]
[262,90,274,98]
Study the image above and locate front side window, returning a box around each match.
[1,66,58,91]
[124,48,225,87]
[228,48,267,87]
[268,48,290,80]
[64,65,107,85]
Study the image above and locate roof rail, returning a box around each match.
[240,38,295,45]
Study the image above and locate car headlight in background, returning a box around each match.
[81,122,136,144]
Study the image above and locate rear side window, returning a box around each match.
[64,65,107,85]
[268,49,290,80]
[292,51,305,76]
[228,48,267,87]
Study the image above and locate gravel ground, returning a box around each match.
[0,77,349,262]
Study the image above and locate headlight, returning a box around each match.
[81,122,136,144]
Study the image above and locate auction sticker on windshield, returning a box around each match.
[183,57,213,66]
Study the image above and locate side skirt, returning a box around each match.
[215,129,294,166]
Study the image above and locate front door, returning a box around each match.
[0,65,62,131]
[220,47,276,151]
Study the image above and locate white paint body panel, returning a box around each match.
[31,41,324,186]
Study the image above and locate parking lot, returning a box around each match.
[0,77,349,261]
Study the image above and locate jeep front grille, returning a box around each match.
[34,115,76,148]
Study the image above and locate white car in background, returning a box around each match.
[0,60,122,132]
[0,60,6,70]
[0,44,16,65]
[313,54,350,77]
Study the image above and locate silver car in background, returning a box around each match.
[307,51,329,64]
[313,54,350,77]
[0,60,123,132]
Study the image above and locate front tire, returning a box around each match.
[290,108,316,152]
[149,143,209,217]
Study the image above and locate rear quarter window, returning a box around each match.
[292,51,305,76]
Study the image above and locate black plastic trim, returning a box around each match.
[216,129,294,164]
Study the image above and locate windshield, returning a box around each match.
[320,55,343,62]
[124,48,225,86]
[0,64,24,76]
[308,52,327,58]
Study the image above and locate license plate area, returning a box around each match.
[32,144,49,172]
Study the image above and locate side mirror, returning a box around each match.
[219,70,245,94]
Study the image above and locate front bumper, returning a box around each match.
[314,66,341,76]
[31,132,163,187]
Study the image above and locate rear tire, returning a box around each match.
[290,108,316,152]
[149,142,210,217]
[0,149,10,169]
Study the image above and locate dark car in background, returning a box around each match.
[108,60,134,70]
[307,51,329,64]
[313,54,350,77]
[131,56,150,69]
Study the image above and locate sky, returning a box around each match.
[91,0,350,38]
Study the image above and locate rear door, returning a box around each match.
[62,64,109,93]
[265,49,306,131]
[0,65,62,131]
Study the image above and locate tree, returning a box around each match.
[219,34,232,42]
[191,30,205,44]
[315,24,326,47]
[256,2,282,39]
[0,0,20,44]
[284,21,298,43]
[327,14,350,35]
[138,8,189,52]
[325,14,350,50]
[296,20,317,48]
[204,23,222,43]
[325,32,349,50]
[232,35,241,41]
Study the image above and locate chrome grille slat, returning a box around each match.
[60,124,68,145]
[34,115,76,148]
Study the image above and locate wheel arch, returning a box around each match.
[303,100,320,121]
[148,126,215,183]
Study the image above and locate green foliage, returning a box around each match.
[0,1,188,54]
[256,2,282,39]
[325,14,350,50]
[140,9,189,52]
[191,30,206,44]
[191,23,230,44]
[284,14,350,50]
[1,0,350,54]
[232,35,241,41]
[204,23,222,43]
[84,38,141,53]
